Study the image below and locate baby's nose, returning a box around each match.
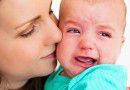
[79,35,95,51]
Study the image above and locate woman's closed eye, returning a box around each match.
[19,24,36,38]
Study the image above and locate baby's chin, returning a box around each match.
[62,58,99,77]
[72,63,98,77]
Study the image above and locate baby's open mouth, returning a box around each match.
[74,56,97,68]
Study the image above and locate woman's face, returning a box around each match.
[0,0,61,80]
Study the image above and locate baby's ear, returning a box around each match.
[121,36,125,47]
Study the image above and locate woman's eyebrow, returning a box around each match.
[15,1,52,30]
[15,16,40,29]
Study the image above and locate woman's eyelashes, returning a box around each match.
[18,9,53,38]
[19,24,36,38]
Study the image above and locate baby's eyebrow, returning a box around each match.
[97,25,115,32]
[63,20,81,26]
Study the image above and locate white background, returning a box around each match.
[52,0,130,86]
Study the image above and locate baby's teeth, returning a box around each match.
[86,60,94,65]
[76,57,95,65]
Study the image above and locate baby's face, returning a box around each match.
[57,0,125,77]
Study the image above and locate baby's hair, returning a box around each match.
[83,0,103,5]
[83,0,125,4]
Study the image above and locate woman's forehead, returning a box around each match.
[0,0,51,8]
[0,0,52,29]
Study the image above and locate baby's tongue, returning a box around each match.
[75,56,96,68]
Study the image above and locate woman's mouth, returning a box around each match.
[40,51,56,60]
[74,56,97,68]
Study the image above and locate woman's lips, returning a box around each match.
[40,51,56,60]
[74,56,97,68]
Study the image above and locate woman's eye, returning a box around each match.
[67,28,80,33]
[20,25,35,38]
[99,32,111,38]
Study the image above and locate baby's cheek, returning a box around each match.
[101,47,120,64]
[57,36,72,53]
[56,42,65,60]
[98,46,112,64]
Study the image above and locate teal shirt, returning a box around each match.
[44,64,128,90]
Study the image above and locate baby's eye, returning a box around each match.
[99,31,111,38]
[20,24,36,38]
[67,28,80,33]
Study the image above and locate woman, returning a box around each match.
[0,0,61,90]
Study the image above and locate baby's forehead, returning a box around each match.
[61,0,126,20]
[61,0,126,19]
[62,0,124,4]
[61,0,125,9]
[60,0,126,33]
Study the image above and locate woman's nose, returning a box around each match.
[48,15,62,45]
[51,26,62,44]
[46,21,62,45]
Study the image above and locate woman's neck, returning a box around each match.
[0,77,28,90]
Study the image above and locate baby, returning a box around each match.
[45,0,128,90]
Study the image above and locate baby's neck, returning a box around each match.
[61,71,68,76]
[61,71,73,78]
[0,77,28,90]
